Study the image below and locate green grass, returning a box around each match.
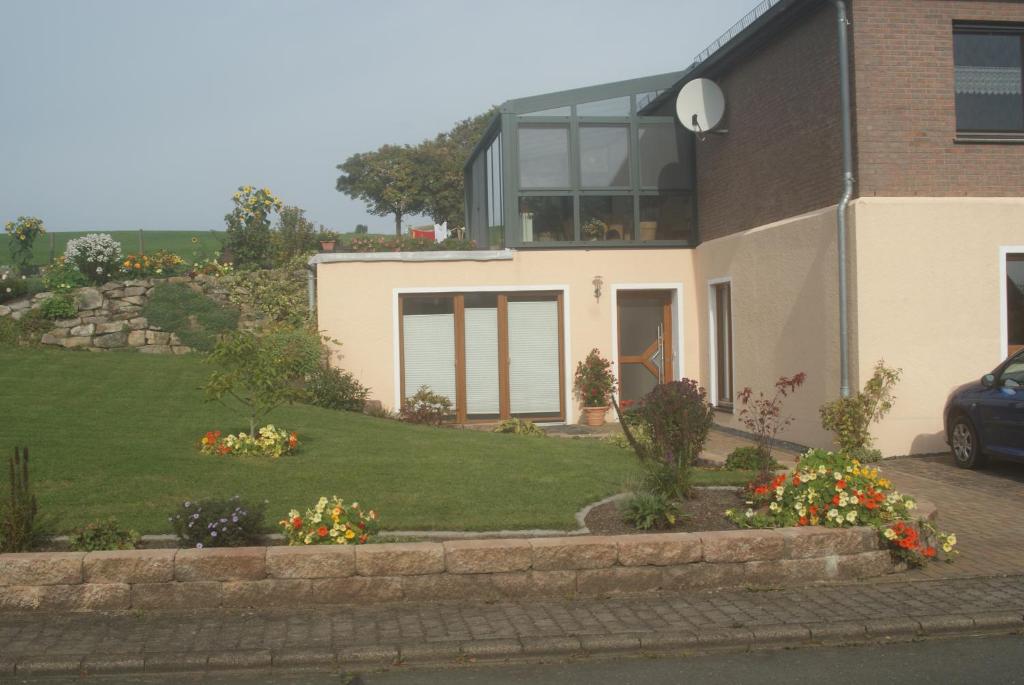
[0,349,751,534]
[142,283,240,352]
[28,230,225,266]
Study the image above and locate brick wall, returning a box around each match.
[696,3,843,242]
[852,0,1024,197]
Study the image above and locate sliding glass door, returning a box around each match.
[400,292,564,422]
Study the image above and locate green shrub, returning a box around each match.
[4,216,45,272]
[0,310,50,348]
[42,260,88,292]
[168,496,267,548]
[620,491,682,531]
[143,283,240,352]
[221,256,309,327]
[820,361,902,456]
[1,447,46,552]
[605,412,653,451]
[271,205,319,265]
[68,518,139,551]
[307,365,370,412]
[400,386,452,426]
[40,292,78,320]
[725,446,782,472]
[223,186,282,268]
[493,418,546,436]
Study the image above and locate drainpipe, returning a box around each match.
[834,0,853,398]
[306,262,317,322]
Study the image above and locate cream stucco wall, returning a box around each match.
[850,197,1024,456]
[315,249,700,423]
[693,206,844,452]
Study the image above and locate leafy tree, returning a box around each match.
[272,205,319,263]
[204,327,322,437]
[419,109,497,227]
[336,145,428,236]
[354,224,369,234]
[223,185,283,267]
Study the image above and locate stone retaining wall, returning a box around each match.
[0,528,896,612]
[0,275,238,353]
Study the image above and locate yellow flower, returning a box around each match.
[344,529,355,539]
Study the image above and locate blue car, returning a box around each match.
[944,349,1024,469]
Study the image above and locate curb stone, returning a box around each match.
[5,612,1024,678]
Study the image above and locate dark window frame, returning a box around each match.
[953,22,1024,141]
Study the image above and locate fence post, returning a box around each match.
[49,233,55,264]
[138,229,145,256]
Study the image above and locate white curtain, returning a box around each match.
[507,300,560,415]
[464,308,500,414]
[402,313,456,403]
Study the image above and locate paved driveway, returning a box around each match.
[881,453,1024,579]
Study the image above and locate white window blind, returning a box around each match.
[507,300,560,415]
[464,307,500,415]
[402,313,456,403]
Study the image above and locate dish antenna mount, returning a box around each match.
[675,78,726,140]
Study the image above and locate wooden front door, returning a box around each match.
[616,291,673,405]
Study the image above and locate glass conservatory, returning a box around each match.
[464,71,696,250]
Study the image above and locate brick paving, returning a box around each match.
[0,574,1021,676]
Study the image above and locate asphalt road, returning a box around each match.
[8,635,1023,685]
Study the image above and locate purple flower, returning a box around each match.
[231,516,238,523]
[211,531,218,537]
[196,543,203,549]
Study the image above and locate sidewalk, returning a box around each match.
[1,574,1022,678]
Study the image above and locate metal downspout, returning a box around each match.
[306,263,316,322]
[834,0,853,398]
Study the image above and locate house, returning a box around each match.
[312,0,1024,456]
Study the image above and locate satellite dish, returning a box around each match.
[675,78,726,134]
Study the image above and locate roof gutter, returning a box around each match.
[833,0,853,398]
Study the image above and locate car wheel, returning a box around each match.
[950,415,987,469]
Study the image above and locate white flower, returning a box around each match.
[833,472,843,480]
[775,487,784,498]
[745,509,754,519]
[769,502,780,512]
[942,543,952,553]
[845,510,857,523]
[905,500,915,510]
[827,509,839,519]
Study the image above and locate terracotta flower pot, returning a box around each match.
[319,240,336,252]
[581,405,609,427]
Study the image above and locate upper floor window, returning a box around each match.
[954,25,1024,135]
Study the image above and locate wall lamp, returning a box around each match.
[592,275,604,302]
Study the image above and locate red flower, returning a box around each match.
[836,480,846,490]
[865,500,877,510]
[292,516,302,528]
[317,526,328,537]
[792,475,801,486]
[809,505,818,515]
[358,522,366,530]
[359,534,368,544]
[798,516,808,526]
[923,547,936,558]
[832,495,841,505]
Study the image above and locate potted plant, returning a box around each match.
[318,229,339,252]
[574,348,617,426]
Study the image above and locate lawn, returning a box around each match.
[0,349,752,534]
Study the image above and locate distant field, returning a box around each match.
[26,229,386,265]
[29,230,225,265]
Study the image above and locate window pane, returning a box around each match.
[635,90,665,112]
[580,196,634,241]
[639,193,693,241]
[485,134,504,249]
[639,124,691,188]
[713,283,733,405]
[1008,254,1024,354]
[954,32,1024,132]
[579,125,630,187]
[519,196,573,242]
[577,96,631,116]
[508,299,561,415]
[520,106,570,117]
[518,125,570,188]
[402,297,456,406]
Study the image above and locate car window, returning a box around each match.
[1002,359,1024,387]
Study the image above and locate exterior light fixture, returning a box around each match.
[592,275,604,302]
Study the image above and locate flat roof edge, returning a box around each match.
[309,250,515,266]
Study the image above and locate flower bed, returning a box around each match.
[726,449,956,565]
[198,426,298,458]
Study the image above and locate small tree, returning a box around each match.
[336,145,428,236]
[223,185,283,268]
[4,217,45,274]
[354,224,369,234]
[820,361,902,460]
[272,205,319,264]
[737,372,806,484]
[205,327,322,436]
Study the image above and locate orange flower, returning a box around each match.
[923,547,936,558]
[288,432,298,448]
[835,480,846,490]
[292,516,302,528]
[317,525,328,537]
[798,516,808,526]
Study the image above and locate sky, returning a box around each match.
[0,0,755,233]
